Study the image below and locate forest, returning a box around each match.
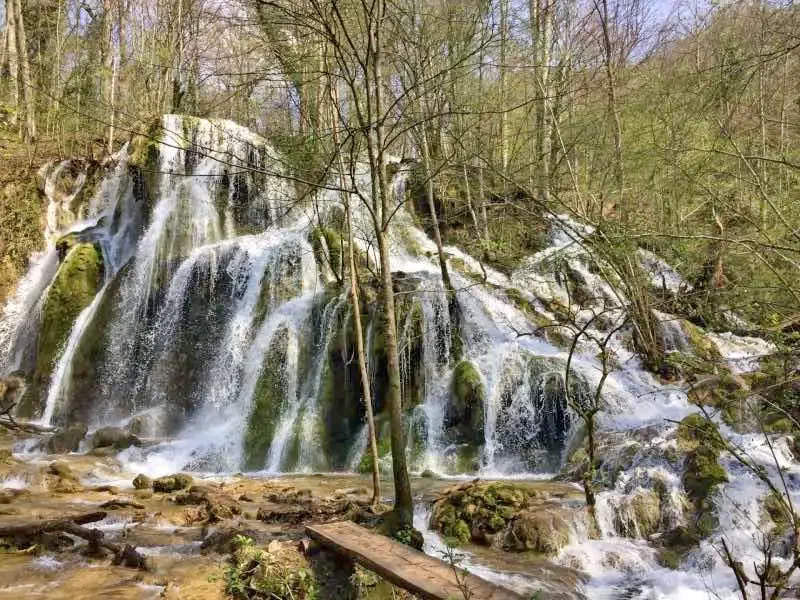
[0,0,799,599]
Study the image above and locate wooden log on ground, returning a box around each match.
[0,511,107,536]
[0,510,147,569]
[99,499,145,510]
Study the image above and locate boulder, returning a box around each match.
[153,473,193,493]
[175,485,241,522]
[90,427,140,450]
[132,474,152,489]
[46,424,88,454]
[505,508,570,555]
[445,361,485,444]
[429,481,577,556]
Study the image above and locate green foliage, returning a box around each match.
[225,536,318,600]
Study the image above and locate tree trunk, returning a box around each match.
[347,204,381,506]
[419,120,461,360]
[532,0,554,201]
[12,0,35,140]
[329,62,382,506]
[597,0,622,212]
[5,0,19,128]
[499,0,509,181]
[370,0,413,529]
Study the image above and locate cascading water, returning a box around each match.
[2,115,797,599]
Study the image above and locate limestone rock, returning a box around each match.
[153,473,194,493]
[133,473,153,489]
[90,426,140,450]
[505,508,570,555]
[46,423,88,454]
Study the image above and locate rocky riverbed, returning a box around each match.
[0,428,586,600]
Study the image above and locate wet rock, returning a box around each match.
[505,508,570,555]
[445,360,485,445]
[45,423,88,453]
[174,485,241,522]
[50,477,83,493]
[126,414,156,437]
[47,460,76,480]
[133,474,152,489]
[612,490,662,538]
[90,426,140,450]
[153,473,193,493]
[88,446,119,457]
[429,481,576,556]
[134,489,154,500]
[0,488,27,504]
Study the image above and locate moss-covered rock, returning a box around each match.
[243,328,290,470]
[507,508,570,554]
[683,444,727,507]
[309,227,342,279]
[445,361,485,445]
[90,426,140,450]
[429,482,573,556]
[133,474,153,489]
[677,413,725,453]
[25,242,103,416]
[45,423,87,453]
[153,473,194,493]
[612,490,662,538]
[681,320,722,362]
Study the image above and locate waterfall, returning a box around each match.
[1,115,795,598]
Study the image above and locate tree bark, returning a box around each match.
[5,0,19,128]
[14,0,36,140]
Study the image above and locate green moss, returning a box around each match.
[129,119,163,169]
[764,491,793,534]
[681,320,722,362]
[243,328,289,470]
[682,445,727,508]
[26,242,103,415]
[452,360,484,411]
[677,413,725,453]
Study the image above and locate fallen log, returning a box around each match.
[0,511,107,536]
[0,415,56,435]
[0,510,147,569]
[100,499,145,510]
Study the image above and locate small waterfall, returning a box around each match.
[267,293,347,472]
[0,248,59,374]
[40,282,111,426]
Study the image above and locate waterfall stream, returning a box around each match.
[1,115,796,599]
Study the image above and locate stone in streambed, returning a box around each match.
[153,473,193,493]
[45,423,88,453]
[90,426,140,450]
[133,473,152,489]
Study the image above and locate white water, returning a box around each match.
[1,115,795,599]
